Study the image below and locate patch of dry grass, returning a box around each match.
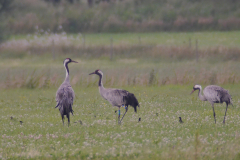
[0,59,239,89]
[0,33,240,89]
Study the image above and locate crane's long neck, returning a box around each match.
[198,87,207,101]
[64,62,70,82]
[97,73,107,99]
[98,73,104,88]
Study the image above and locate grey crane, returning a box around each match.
[89,69,140,124]
[190,84,233,124]
[55,58,78,126]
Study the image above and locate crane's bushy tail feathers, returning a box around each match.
[70,105,74,115]
[58,98,74,117]
[55,102,60,108]
[124,93,139,113]
[227,92,233,104]
[226,91,233,107]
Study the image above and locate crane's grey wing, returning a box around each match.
[203,85,225,103]
[208,86,232,104]
[104,89,128,106]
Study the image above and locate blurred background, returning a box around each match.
[0,0,240,89]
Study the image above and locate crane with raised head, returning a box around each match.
[190,84,233,124]
[55,58,78,126]
[89,69,140,124]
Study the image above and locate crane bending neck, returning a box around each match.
[197,87,207,101]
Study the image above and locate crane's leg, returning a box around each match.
[119,105,128,123]
[67,113,70,127]
[118,107,121,124]
[62,115,64,126]
[223,103,228,124]
[212,104,216,124]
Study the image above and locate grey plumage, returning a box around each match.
[89,69,139,123]
[100,88,139,112]
[191,84,233,124]
[55,58,78,126]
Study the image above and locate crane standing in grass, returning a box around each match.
[190,84,233,124]
[89,69,140,124]
[55,58,78,126]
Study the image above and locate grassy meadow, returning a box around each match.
[9,31,240,47]
[1,31,240,159]
[1,85,240,159]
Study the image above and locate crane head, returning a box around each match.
[63,58,78,64]
[190,84,201,94]
[89,69,103,76]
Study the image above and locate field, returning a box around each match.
[1,31,240,159]
[9,31,240,47]
[1,85,240,159]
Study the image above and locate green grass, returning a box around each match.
[1,31,240,159]
[1,85,240,159]
[11,31,240,48]
[81,31,240,48]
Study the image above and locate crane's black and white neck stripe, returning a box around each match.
[63,58,78,82]
[97,70,104,87]
[64,58,70,76]
[89,69,104,87]
[191,84,206,101]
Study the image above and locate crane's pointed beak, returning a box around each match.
[190,89,195,95]
[89,72,95,75]
[71,60,78,63]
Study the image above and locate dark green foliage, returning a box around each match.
[0,0,13,42]
[44,0,61,4]
[0,17,9,43]
[2,0,240,35]
[43,0,78,4]
[0,0,14,12]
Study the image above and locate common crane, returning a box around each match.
[55,58,78,126]
[190,85,233,124]
[89,69,139,124]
